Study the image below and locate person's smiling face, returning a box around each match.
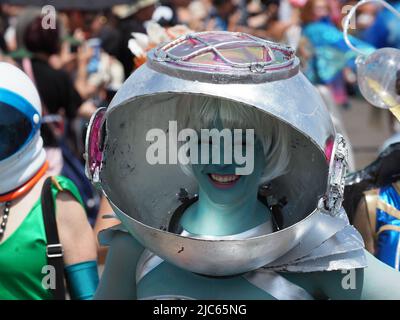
[191,124,266,206]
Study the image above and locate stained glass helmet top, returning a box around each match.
[148,31,299,83]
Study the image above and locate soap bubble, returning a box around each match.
[357,47,400,109]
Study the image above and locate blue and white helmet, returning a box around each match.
[0,62,46,194]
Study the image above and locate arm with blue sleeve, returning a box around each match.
[303,21,375,53]
[65,260,99,300]
[54,182,100,300]
[303,21,375,78]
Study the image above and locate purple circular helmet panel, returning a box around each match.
[86,107,106,182]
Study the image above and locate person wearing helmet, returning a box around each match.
[89,32,400,299]
[348,70,400,270]
[0,62,98,300]
[350,141,400,270]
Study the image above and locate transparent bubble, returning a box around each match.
[357,48,400,109]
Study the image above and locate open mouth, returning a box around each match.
[208,174,241,189]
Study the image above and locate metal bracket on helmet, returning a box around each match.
[323,134,348,216]
[84,107,107,186]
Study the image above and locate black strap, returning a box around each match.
[168,196,199,233]
[168,194,284,234]
[41,177,66,300]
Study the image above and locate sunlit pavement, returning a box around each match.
[338,97,394,171]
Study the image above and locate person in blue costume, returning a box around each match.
[351,74,400,270]
[361,0,400,49]
[350,142,400,270]
[300,0,374,108]
[87,31,400,300]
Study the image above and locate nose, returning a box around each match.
[214,163,231,170]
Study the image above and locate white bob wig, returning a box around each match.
[175,94,291,184]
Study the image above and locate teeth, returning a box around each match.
[210,174,239,183]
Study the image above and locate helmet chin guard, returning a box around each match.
[324,134,348,217]
[86,31,344,276]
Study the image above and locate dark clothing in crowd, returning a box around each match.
[0,34,6,54]
[30,58,82,147]
[0,14,7,54]
[117,18,146,79]
[157,2,179,27]
[98,25,121,58]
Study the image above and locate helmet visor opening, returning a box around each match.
[0,102,34,161]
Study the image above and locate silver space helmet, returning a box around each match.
[86,31,348,276]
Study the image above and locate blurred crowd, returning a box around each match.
[1,0,399,152]
[0,0,399,263]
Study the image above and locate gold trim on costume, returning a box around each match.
[364,189,379,235]
[51,176,64,192]
[393,181,400,198]
[376,200,400,221]
[377,224,400,236]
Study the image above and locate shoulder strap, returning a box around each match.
[41,176,66,300]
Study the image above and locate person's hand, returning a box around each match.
[290,7,301,25]
[228,10,242,31]
[50,41,77,69]
[205,18,216,31]
[73,28,86,43]
[78,100,97,119]
[247,13,268,29]
[77,44,94,67]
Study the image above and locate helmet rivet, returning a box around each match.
[33,114,40,124]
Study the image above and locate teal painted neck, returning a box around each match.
[181,187,269,236]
